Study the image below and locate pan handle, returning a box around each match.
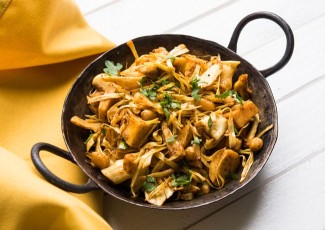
[228,11,294,78]
[31,142,99,193]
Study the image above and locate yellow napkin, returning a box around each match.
[0,0,113,70]
[0,0,115,229]
[0,147,111,230]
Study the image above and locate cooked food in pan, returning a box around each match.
[71,41,273,206]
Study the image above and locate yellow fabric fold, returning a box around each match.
[0,147,112,230]
[0,0,113,70]
[0,0,116,229]
[0,56,114,229]
[0,56,115,229]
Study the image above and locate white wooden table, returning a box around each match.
[75,1,325,229]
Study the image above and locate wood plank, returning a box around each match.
[83,0,235,43]
[172,0,325,55]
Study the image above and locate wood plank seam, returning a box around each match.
[276,73,325,103]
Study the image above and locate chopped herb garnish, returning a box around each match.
[208,116,213,129]
[140,87,157,100]
[190,76,201,101]
[170,101,181,109]
[216,90,243,104]
[139,77,147,86]
[234,125,239,135]
[84,132,93,144]
[159,92,181,120]
[118,140,128,150]
[161,79,171,85]
[163,108,170,120]
[103,60,123,76]
[143,176,157,192]
[191,137,202,145]
[139,78,159,100]
[167,136,176,143]
[171,173,192,187]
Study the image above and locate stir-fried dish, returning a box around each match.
[71,41,273,206]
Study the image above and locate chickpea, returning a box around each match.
[180,192,194,201]
[200,183,210,195]
[140,109,158,120]
[247,137,263,152]
[185,146,200,161]
[123,153,137,174]
[229,137,242,152]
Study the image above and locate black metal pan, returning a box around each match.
[31,11,294,210]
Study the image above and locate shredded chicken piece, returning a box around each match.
[232,101,259,129]
[219,61,240,92]
[121,110,159,148]
[234,74,252,100]
[70,116,101,132]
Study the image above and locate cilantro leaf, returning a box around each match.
[160,93,180,109]
[161,79,171,85]
[84,132,93,144]
[170,101,180,109]
[234,125,239,135]
[216,90,230,99]
[232,91,243,104]
[163,108,170,120]
[216,90,243,104]
[139,78,159,100]
[208,116,213,129]
[175,81,181,88]
[170,173,192,187]
[167,136,176,143]
[143,176,157,192]
[159,92,180,120]
[139,77,147,87]
[140,88,157,100]
[103,60,123,76]
[191,137,202,145]
[118,140,128,150]
[190,76,201,101]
